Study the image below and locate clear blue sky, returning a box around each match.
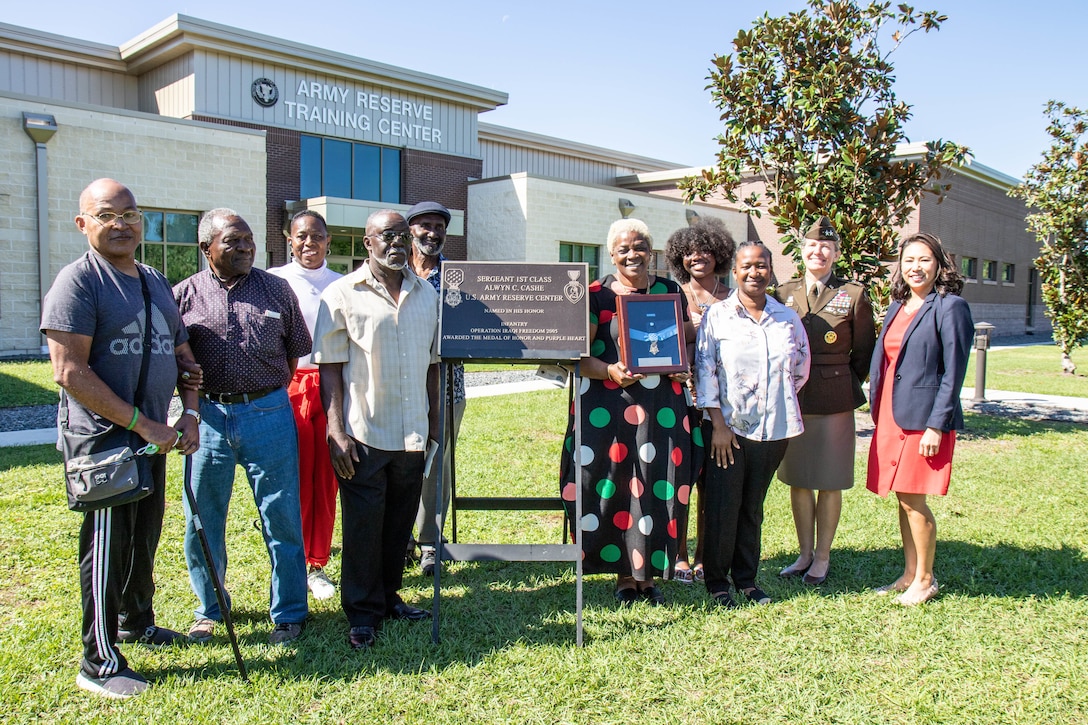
[6,1,1085,179]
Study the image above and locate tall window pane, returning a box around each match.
[142,243,165,276]
[143,211,164,242]
[323,139,352,198]
[380,147,400,203]
[329,236,353,257]
[559,242,600,281]
[353,144,380,201]
[165,213,198,244]
[165,245,199,285]
[300,135,322,198]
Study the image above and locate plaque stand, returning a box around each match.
[430,360,585,646]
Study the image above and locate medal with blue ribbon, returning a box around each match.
[628,323,678,356]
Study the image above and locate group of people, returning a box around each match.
[561,215,974,612]
[46,177,974,701]
[45,178,458,699]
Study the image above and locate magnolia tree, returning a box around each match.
[681,0,967,309]
[1011,101,1088,374]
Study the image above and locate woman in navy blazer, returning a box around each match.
[866,233,973,606]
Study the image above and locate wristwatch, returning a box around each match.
[183,408,202,424]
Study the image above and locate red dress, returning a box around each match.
[866,308,955,497]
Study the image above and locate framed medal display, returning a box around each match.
[616,293,688,375]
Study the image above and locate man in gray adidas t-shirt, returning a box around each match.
[41,179,201,700]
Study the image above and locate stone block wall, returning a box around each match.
[0,94,265,356]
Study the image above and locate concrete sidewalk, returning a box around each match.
[0,378,567,448]
[3,378,1084,448]
[960,387,1088,411]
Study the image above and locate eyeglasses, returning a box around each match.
[82,210,143,226]
[370,231,411,244]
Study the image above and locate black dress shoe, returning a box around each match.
[614,587,639,607]
[388,602,431,621]
[348,625,376,650]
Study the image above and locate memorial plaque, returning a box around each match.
[616,293,688,374]
[440,262,590,362]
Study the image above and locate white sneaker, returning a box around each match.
[76,667,148,699]
[307,568,336,600]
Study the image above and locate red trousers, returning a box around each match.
[288,369,338,568]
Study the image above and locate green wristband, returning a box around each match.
[126,407,139,431]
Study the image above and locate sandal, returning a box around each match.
[743,586,772,605]
[639,586,666,606]
[692,563,705,582]
[673,564,694,585]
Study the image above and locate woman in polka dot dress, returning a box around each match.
[560,219,697,607]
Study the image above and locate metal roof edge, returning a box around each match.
[119,15,508,111]
[0,21,126,71]
[478,122,684,171]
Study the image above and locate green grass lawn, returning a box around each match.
[2,389,1087,723]
[4,344,1086,411]
[0,360,57,407]
[967,344,1088,398]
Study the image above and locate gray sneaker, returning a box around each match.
[188,618,216,644]
[420,546,440,577]
[268,621,304,645]
[76,667,148,699]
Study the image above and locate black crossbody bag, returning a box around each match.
[60,270,155,512]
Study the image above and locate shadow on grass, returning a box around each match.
[0,369,57,409]
[135,539,1088,686]
[961,412,1087,440]
[768,540,1088,600]
[149,568,587,682]
[0,444,61,467]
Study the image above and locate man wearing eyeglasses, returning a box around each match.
[42,178,201,699]
[174,208,311,647]
[312,209,440,650]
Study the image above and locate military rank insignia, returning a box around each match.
[826,290,851,316]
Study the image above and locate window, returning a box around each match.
[138,210,200,285]
[326,234,369,274]
[960,256,978,280]
[982,260,998,282]
[648,250,671,281]
[300,134,400,203]
[559,242,600,281]
[1002,263,1015,284]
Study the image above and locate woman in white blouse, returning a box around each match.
[694,241,810,608]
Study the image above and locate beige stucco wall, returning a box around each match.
[0,92,265,356]
[468,173,747,279]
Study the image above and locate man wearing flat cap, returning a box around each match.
[403,201,463,577]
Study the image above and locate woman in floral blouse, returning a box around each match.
[694,241,810,609]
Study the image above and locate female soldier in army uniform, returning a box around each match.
[773,217,876,585]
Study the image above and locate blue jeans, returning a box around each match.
[183,387,308,624]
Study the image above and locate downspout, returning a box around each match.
[22,112,58,355]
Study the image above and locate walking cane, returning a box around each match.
[182,453,248,680]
